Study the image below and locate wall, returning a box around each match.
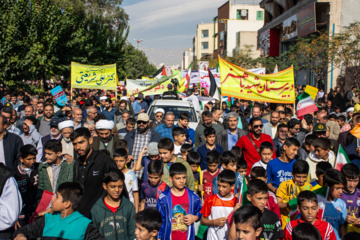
[195,23,218,60]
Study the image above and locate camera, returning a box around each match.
[171,78,179,91]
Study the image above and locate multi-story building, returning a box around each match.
[214,0,264,57]
[182,48,193,70]
[193,22,218,60]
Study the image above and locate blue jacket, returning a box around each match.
[101,107,117,121]
[156,187,202,240]
[213,171,242,195]
[188,128,195,146]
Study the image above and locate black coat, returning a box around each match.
[3,131,23,170]
[124,129,162,155]
[215,128,248,152]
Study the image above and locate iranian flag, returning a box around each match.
[297,92,318,118]
[238,175,249,205]
[335,145,351,171]
[184,64,192,89]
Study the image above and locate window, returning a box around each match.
[256,11,264,20]
[237,9,248,20]
[201,30,209,38]
[201,42,209,50]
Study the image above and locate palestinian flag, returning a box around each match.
[29,190,55,223]
[152,65,166,79]
[297,92,318,118]
[335,145,351,171]
[184,64,192,89]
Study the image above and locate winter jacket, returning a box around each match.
[306,150,336,182]
[161,157,196,191]
[13,211,105,240]
[92,134,119,158]
[90,195,136,240]
[215,128,247,152]
[156,187,202,240]
[194,123,224,150]
[124,129,162,156]
[102,107,117,121]
[2,131,23,170]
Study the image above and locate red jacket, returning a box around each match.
[284,219,336,240]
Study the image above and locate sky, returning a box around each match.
[122,0,222,67]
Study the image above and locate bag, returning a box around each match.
[247,135,260,154]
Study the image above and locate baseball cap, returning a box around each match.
[313,123,326,132]
[50,118,62,127]
[147,142,159,155]
[137,113,149,122]
[4,102,12,108]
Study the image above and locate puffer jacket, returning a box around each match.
[306,150,335,182]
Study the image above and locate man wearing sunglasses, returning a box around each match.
[236,117,276,175]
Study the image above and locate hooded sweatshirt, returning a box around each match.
[90,195,136,240]
[306,150,336,182]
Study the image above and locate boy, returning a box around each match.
[292,223,322,240]
[135,208,162,240]
[277,160,313,228]
[201,151,221,202]
[340,163,360,232]
[13,182,105,240]
[306,137,336,182]
[156,163,202,240]
[232,205,263,240]
[133,142,160,182]
[200,170,237,239]
[140,160,169,211]
[173,127,187,157]
[176,112,193,144]
[267,137,299,193]
[158,138,195,191]
[14,145,39,226]
[311,162,332,188]
[180,143,192,162]
[91,168,136,240]
[284,190,336,240]
[303,134,317,155]
[187,151,201,194]
[113,148,139,212]
[37,140,74,197]
[213,151,242,196]
[197,127,223,170]
[322,169,347,239]
[252,141,273,170]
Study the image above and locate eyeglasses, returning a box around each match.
[137,121,148,125]
[253,124,263,129]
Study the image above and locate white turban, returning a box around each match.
[99,96,107,101]
[58,120,75,131]
[347,107,354,113]
[96,120,115,130]
[154,108,165,115]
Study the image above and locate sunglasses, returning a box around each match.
[137,121,148,125]
[253,124,263,129]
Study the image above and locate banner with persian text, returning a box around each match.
[219,57,295,103]
[71,62,117,90]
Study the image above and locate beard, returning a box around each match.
[63,137,71,143]
[101,135,112,143]
[137,125,149,134]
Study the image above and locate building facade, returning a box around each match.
[182,48,193,70]
[193,23,218,61]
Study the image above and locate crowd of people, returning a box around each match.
[0,85,359,240]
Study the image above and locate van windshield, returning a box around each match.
[148,106,197,122]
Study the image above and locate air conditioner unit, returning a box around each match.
[241,10,247,17]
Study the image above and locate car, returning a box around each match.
[147,99,199,129]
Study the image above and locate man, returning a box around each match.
[216,112,247,151]
[124,113,161,177]
[20,116,41,146]
[150,108,165,130]
[194,111,224,150]
[102,98,117,121]
[162,84,178,100]
[212,107,224,128]
[132,93,148,118]
[38,104,55,136]
[325,100,334,114]
[114,99,131,124]
[72,108,83,130]
[337,115,351,133]
[270,111,280,139]
[1,106,21,135]
[92,119,118,158]
[346,107,354,123]
[58,120,75,158]
[346,86,356,107]
[85,106,98,123]
[1,92,11,105]
[117,117,135,139]
[273,124,289,157]
[338,113,360,148]
[182,89,200,112]
[83,121,97,138]
[36,102,44,119]
[155,112,176,141]
[115,110,130,131]
[287,118,306,146]
[279,111,286,124]
[246,106,272,136]
[312,123,339,154]
[0,115,23,170]
[317,112,340,141]
[36,118,62,162]
[17,95,31,118]
[71,127,117,218]
[10,94,20,111]
[235,117,276,174]
[98,96,107,112]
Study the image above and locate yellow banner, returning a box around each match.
[71,62,117,90]
[304,85,318,100]
[219,57,295,103]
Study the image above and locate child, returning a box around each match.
[306,137,336,182]
[292,223,322,240]
[133,142,160,182]
[180,143,192,162]
[135,208,162,240]
[113,148,139,212]
[38,139,74,197]
[14,144,39,226]
[201,151,221,202]
[14,182,104,240]
[232,205,263,240]
[91,169,136,240]
[267,137,299,193]
[187,151,201,194]
[197,127,223,170]
[340,163,360,232]
[172,127,187,157]
[311,161,332,188]
[114,139,129,152]
[277,160,313,228]
[176,112,191,144]
[250,167,281,221]
[236,159,248,176]
[322,169,347,239]
[230,146,242,161]
[158,138,195,191]
[252,141,273,170]
[156,163,202,240]
[140,160,169,211]
[200,170,237,239]
[303,134,318,155]
[284,190,336,240]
